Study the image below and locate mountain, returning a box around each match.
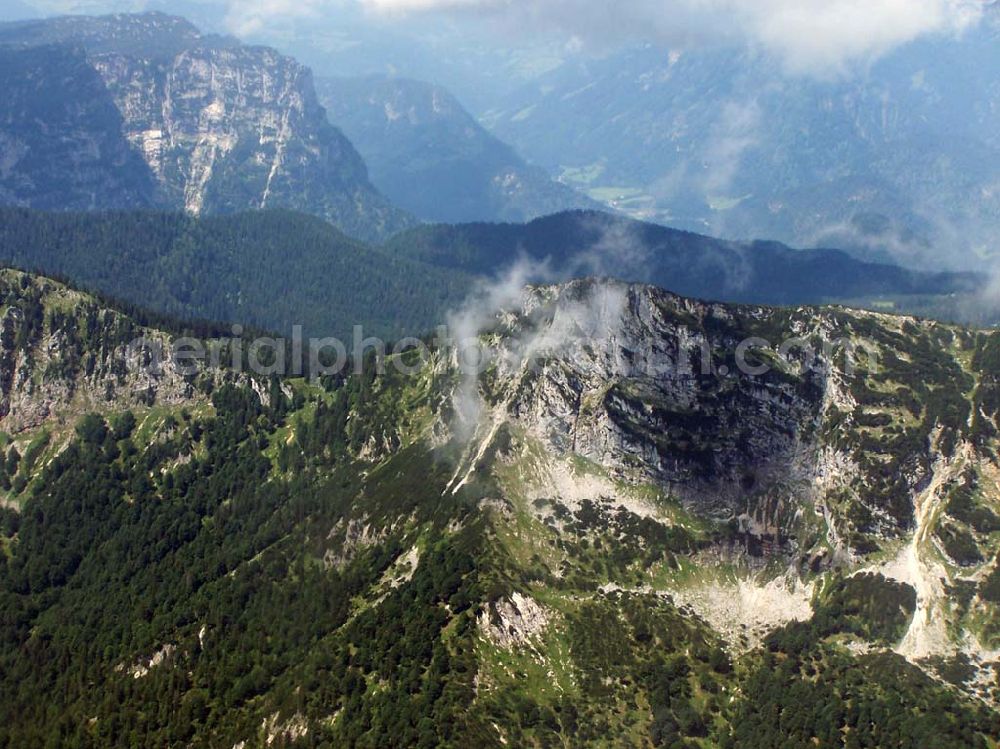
[0,269,998,746]
[0,208,985,345]
[483,25,1000,268]
[316,75,597,223]
[0,44,155,211]
[387,210,985,320]
[0,10,209,58]
[0,12,412,241]
[0,207,471,341]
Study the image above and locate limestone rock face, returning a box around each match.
[92,44,409,239]
[0,12,412,241]
[0,270,222,434]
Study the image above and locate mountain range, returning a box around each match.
[0,11,597,234]
[1,10,999,746]
[0,268,998,746]
[0,207,984,344]
[484,21,1000,269]
[316,75,595,223]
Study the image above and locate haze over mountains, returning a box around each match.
[0,11,596,233]
[0,9,989,329]
[1,6,1000,748]
[486,27,1000,269]
[316,75,596,223]
[193,0,1000,272]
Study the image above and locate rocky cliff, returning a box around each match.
[0,12,412,241]
[0,269,236,434]
[449,279,1000,681]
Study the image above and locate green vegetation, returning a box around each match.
[812,573,917,645]
[386,210,981,313]
[727,645,997,749]
[0,208,473,340]
[0,271,997,747]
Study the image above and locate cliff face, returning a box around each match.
[93,45,410,239]
[0,13,412,241]
[0,269,220,434]
[446,279,1000,681]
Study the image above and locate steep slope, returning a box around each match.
[0,270,998,746]
[0,12,412,241]
[316,75,596,223]
[0,207,472,340]
[387,210,985,321]
[0,44,154,210]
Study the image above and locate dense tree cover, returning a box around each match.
[0,373,493,747]
[982,556,1000,604]
[386,211,981,311]
[809,573,917,645]
[0,208,472,340]
[725,579,1000,749]
[0,206,987,358]
[726,644,998,749]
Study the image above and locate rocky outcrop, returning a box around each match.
[92,43,410,239]
[451,279,998,557]
[478,592,552,649]
[0,269,228,434]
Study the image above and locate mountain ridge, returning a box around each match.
[316,74,597,223]
[388,209,986,320]
[0,269,998,745]
[0,207,986,348]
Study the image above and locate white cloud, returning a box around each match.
[358,0,986,75]
[19,0,987,74]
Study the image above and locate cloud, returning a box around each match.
[443,257,632,494]
[358,0,986,75]
[443,215,648,443]
[21,0,986,75]
[700,99,761,197]
[222,0,324,36]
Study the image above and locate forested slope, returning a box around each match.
[0,270,998,746]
